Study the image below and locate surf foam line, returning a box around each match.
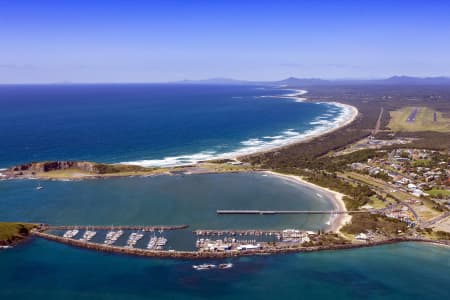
[255,89,308,102]
[120,90,358,168]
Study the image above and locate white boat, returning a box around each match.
[80,230,96,242]
[104,229,124,245]
[63,229,79,238]
[219,263,233,269]
[147,236,158,249]
[126,232,144,248]
[36,183,43,190]
[193,264,217,270]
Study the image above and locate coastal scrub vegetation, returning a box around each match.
[302,233,350,247]
[93,163,153,174]
[0,222,36,245]
[244,147,383,212]
[341,214,408,236]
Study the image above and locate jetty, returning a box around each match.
[216,210,366,215]
[46,225,188,231]
[193,229,284,236]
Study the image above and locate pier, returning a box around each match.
[46,225,189,231]
[193,229,285,236]
[216,210,366,215]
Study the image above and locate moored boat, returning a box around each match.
[219,263,233,269]
[193,264,216,270]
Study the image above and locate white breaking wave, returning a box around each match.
[121,152,218,168]
[120,89,357,168]
[240,138,265,146]
[262,135,284,139]
[255,88,308,101]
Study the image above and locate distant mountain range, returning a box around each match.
[176,76,450,86]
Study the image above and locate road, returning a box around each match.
[337,172,421,223]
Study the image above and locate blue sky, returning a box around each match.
[1,0,449,83]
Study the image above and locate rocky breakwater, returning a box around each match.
[31,230,450,259]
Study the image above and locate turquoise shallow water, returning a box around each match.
[1,240,449,300]
[0,172,336,251]
[0,173,333,230]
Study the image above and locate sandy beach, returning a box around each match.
[234,100,359,161]
[264,171,352,233]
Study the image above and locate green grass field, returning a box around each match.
[427,188,450,198]
[388,106,450,132]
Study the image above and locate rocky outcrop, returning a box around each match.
[10,161,97,173]
[1,160,152,179]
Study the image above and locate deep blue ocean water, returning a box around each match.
[0,84,342,167]
[1,240,449,300]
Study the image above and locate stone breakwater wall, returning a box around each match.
[46,225,189,231]
[31,231,449,260]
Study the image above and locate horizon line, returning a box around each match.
[1,75,450,85]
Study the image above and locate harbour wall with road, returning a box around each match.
[31,230,449,260]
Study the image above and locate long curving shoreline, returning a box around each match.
[118,90,359,168]
[234,101,359,161]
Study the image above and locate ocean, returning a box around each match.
[0,84,348,168]
[1,240,449,300]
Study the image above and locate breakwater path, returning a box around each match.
[46,225,189,231]
[30,225,449,260]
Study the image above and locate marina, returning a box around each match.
[55,227,172,251]
[31,227,449,259]
[30,224,450,259]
